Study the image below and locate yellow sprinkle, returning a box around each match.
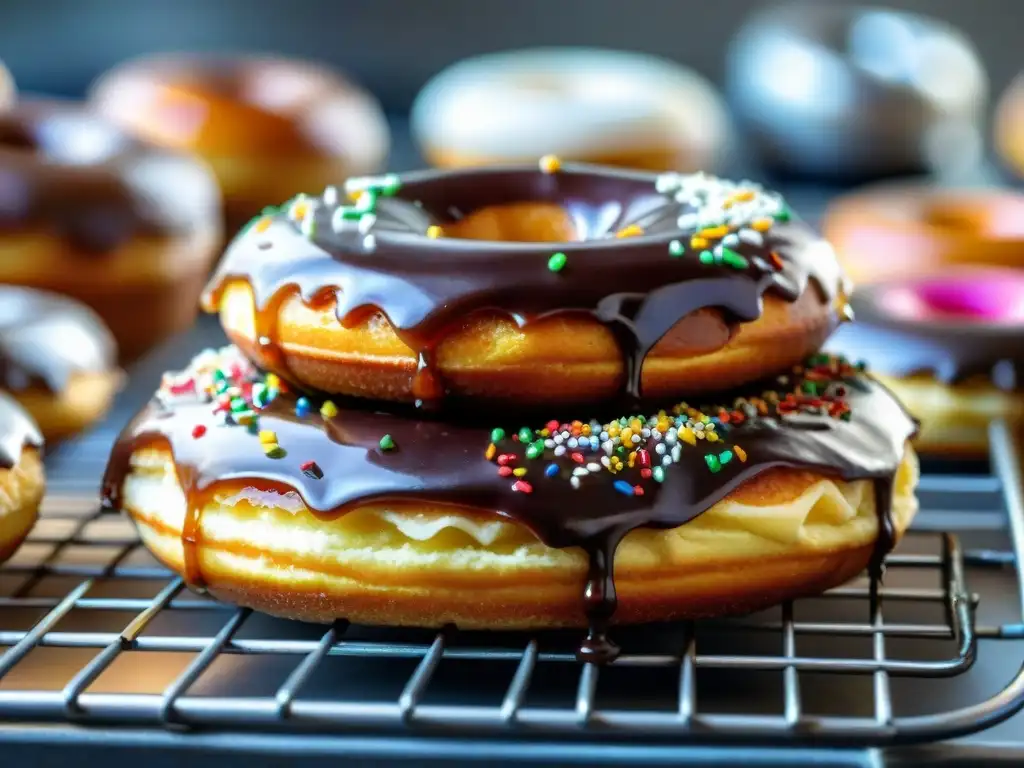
[607,423,621,437]
[706,432,719,443]
[628,451,637,468]
[485,443,497,461]
[539,154,561,173]
[254,217,272,233]
[581,424,591,436]
[258,430,277,445]
[616,224,644,239]
[629,418,643,432]
[735,445,748,462]
[657,419,670,433]
[320,401,338,418]
[681,427,697,446]
[265,374,281,390]
[289,202,309,221]
[690,236,708,249]
[236,412,255,426]
[737,190,755,202]
[513,467,528,477]
[752,218,773,231]
[620,428,633,444]
[426,225,443,239]
[699,225,729,239]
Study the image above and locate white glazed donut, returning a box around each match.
[411,48,729,172]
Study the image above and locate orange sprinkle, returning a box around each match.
[290,202,309,221]
[485,443,497,461]
[616,224,644,239]
[769,251,784,270]
[752,218,773,231]
[699,225,729,239]
[736,190,755,202]
[426,225,444,239]
[254,217,272,233]
[735,445,748,462]
[539,154,561,173]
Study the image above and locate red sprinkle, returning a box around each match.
[512,480,533,494]
[640,468,653,479]
[169,379,196,395]
[571,452,585,464]
[636,448,650,467]
[191,425,206,439]
[545,420,560,433]
[496,453,516,466]
[498,466,513,477]
[300,460,316,471]
[633,485,644,496]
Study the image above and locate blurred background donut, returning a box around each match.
[0,58,13,109]
[0,99,222,361]
[88,54,391,235]
[726,3,988,180]
[411,48,729,172]
[995,71,1024,179]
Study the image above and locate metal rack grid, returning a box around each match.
[0,421,1022,749]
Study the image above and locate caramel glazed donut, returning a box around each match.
[88,54,390,232]
[827,268,1024,455]
[411,48,728,172]
[104,164,920,661]
[822,183,1024,285]
[0,99,222,362]
[0,392,44,565]
[0,287,121,440]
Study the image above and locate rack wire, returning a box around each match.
[0,419,1022,749]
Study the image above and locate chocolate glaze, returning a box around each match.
[203,165,845,408]
[102,351,916,662]
[0,286,118,393]
[828,277,1024,388]
[0,100,220,252]
[0,391,43,469]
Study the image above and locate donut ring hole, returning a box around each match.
[922,198,1024,238]
[880,271,1024,324]
[443,202,582,242]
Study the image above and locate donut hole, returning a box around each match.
[443,202,581,243]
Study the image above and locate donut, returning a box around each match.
[88,54,390,233]
[0,99,221,361]
[726,4,988,179]
[103,346,918,659]
[822,184,1024,285]
[0,391,44,564]
[995,73,1024,178]
[827,268,1024,455]
[204,164,848,408]
[0,287,121,440]
[0,59,13,110]
[411,49,728,173]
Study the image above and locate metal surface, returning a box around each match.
[0,317,1023,764]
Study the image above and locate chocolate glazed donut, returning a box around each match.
[205,164,848,409]
[0,100,221,361]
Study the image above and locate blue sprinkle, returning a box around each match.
[295,397,311,418]
[613,480,634,496]
[589,436,599,450]
[545,463,559,478]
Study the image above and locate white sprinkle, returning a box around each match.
[587,462,602,473]
[665,432,678,446]
[331,208,351,233]
[573,467,589,477]
[600,431,609,441]
[721,233,740,247]
[600,456,611,468]
[358,213,376,234]
[651,429,661,440]
[567,437,579,449]
[570,476,581,489]
[602,441,614,456]
[323,186,339,205]
[363,234,377,251]
[641,428,651,438]
[662,455,673,466]
[553,434,564,444]
[738,228,763,246]
[631,434,641,444]
[672,444,682,462]
[544,439,556,449]
[553,445,567,457]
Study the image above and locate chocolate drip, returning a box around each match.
[204,165,843,408]
[0,100,219,252]
[0,391,43,469]
[829,283,1024,388]
[0,286,117,393]
[102,357,917,658]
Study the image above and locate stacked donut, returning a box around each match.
[103,162,919,661]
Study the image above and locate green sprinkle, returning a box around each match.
[300,216,316,238]
[668,240,685,258]
[380,174,402,195]
[212,369,226,382]
[354,190,378,213]
[802,380,819,395]
[340,206,364,221]
[379,434,396,451]
[264,445,286,459]
[719,450,734,465]
[548,252,567,272]
[699,250,715,265]
[262,205,280,216]
[705,454,722,473]
[490,427,506,443]
[526,441,544,460]
[230,397,248,413]
[652,466,666,483]
[840,410,853,422]
[517,427,534,443]
[721,248,750,270]
[246,420,261,435]
[776,205,791,222]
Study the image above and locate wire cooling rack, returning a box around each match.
[0,418,1022,752]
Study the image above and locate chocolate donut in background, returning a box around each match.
[0,287,121,440]
[726,4,988,179]
[0,99,222,362]
[827,269,1024,455]
[0,59,13,109]
[822,183,1024,285]
[995,73,1024,180]
[411,48,729,172]
[0,391,44,564]
[88,54,390,234]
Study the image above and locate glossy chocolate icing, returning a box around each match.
[203,165,845,407]
[0,286,117,393]
[0,390,43,469]
[0,100,219,252]
[102,348,916,661]
[828,274,1024,388]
